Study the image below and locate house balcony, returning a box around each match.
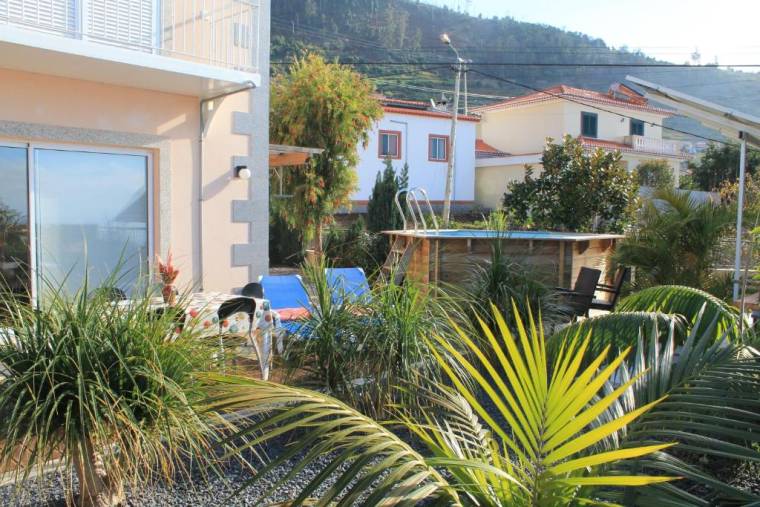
[624,135,680,156]
[0,0,261,96]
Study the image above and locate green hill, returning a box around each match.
[271,0,760,140]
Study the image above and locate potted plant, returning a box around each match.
[157,251,179,306]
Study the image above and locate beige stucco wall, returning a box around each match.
[0,67,252,292]
[477,100,668,154]
[475,163,544,210]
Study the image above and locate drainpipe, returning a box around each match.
[198,82,254,290]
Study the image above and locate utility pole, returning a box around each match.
[440,33,463,227]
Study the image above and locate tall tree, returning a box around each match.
[270,53,383,253]
[689,142,760,191]
[503,135,638,233]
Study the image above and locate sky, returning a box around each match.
[427,0,760,70]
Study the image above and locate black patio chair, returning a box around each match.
[590,267,630,312]
[556,267,602,319]
[241,282,265,299]
[93,287,127,302]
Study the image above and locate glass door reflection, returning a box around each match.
[0,146,30,296]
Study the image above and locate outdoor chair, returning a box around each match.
[241,282,265,299]
[325,267,371,304]
[555,267,602,319]
[93,287,127,302]
[589,267,630,312]
[259,274,313,336]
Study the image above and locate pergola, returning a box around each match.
[626,76,760,301]
[269,144,323,198]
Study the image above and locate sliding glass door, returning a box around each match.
[34,148,151,295]
[0,146,30,296]
[0,143,152,297]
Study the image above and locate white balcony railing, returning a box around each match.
[625,135,679,156]
[0,0,260,73]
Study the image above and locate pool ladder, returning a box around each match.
[394,187,439,231]
[384,188,438,284]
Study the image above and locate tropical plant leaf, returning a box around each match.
[616,285,742,341]
[210,304,675,506]
[598,309,760,505]
[202,374,458,507]
[549,311,686,359]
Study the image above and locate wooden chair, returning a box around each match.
[556,267,602,319]
[590,267,630,312]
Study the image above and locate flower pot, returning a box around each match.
[162,284,177,306]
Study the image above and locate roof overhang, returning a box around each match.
[269,144,323,168]
[0,24,261,98]
[626,75,760,146]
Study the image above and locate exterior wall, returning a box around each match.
[478,101,566,154]
[559,101,665,143]
[0,66,263,293]
[477,100,668,154]
[352,111,477,205]
[475,163,538,210]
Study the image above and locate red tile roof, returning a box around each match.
[472,84,674,116]
[475,139,510,158]
[382,105,480,122]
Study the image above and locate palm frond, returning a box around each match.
[616,285,742,341]
[600,310,760,505]
[549,311,686,359]
[202,374,457,507]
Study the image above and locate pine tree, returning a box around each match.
[367,158,406,233]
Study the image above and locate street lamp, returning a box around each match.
[440,33,464,226]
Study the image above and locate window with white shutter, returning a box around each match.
[86,0,155,50]
[0,0,78,34]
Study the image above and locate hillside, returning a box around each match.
[271,0,760,140]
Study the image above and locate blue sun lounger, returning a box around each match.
[259,274,313,336]
[325,267,371,304]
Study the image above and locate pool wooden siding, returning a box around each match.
[386,231,623,288]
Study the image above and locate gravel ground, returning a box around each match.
[0,436,354,507]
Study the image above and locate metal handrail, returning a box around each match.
[394,187,439,231]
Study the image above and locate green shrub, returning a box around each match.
[0,276,229,506]
[634,159,674,189]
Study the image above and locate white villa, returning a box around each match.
[351,97,478,212]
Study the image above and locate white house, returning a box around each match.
[472,83,691,210]
[351,97,479,212]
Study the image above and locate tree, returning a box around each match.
[366,157,407,233]
[634,159,674,189]
[503,135,639,233]
[270,53,383,254]
[613,189,732,289]
[690,142,760,191]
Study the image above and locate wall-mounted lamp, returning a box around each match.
[235,165,251,180]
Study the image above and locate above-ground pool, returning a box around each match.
[384,229,624,288]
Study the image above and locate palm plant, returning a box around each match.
[208,305,673,506]
[616,285,744,341]
[596,314,760,505]
[0,277,229,507]
[286,259,365,395]
[613,189,732,289]
[547,285,760,504]
[462,212,566,331]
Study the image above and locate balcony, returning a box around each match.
[0,0,261,96]
[624,135,680,156]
